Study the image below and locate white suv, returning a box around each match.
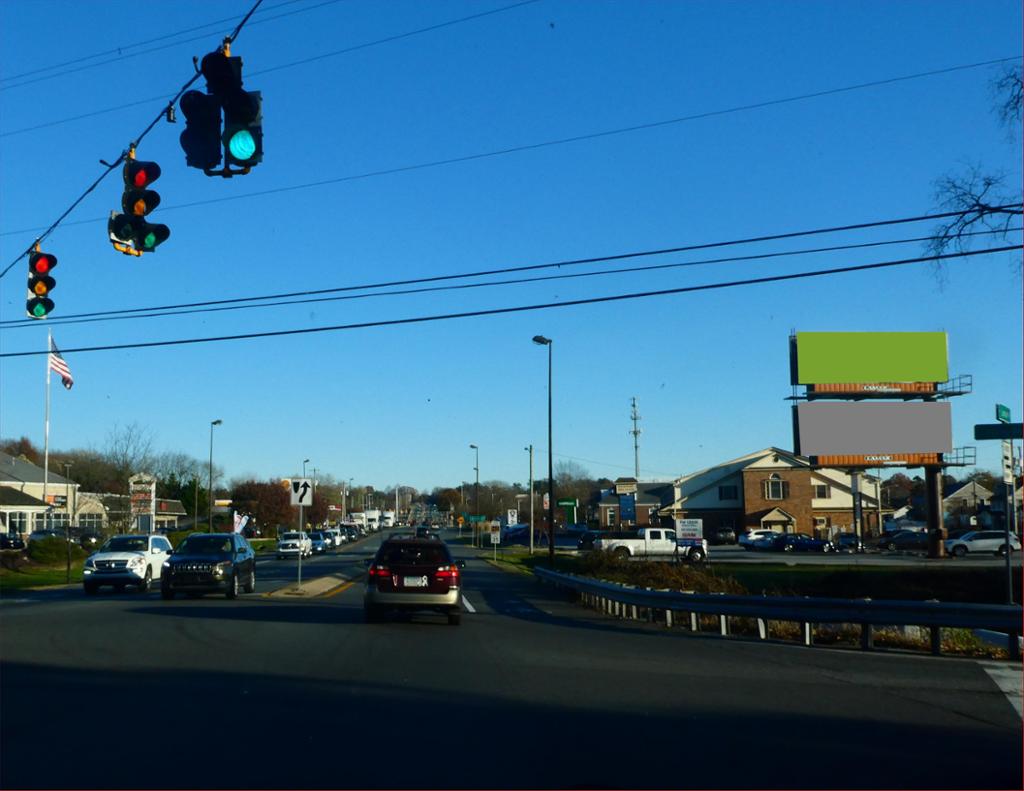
[945,530,1021,557]
[277,531,312,559]
[739,529,778,550]
[83,534,172,594]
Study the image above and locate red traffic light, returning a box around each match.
[124,160,161,189]
[30,252,56,275]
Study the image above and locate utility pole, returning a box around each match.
[630,396,642,479]
[63,462,73,583]
[526,445,535,555]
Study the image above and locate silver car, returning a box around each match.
[945,530,1021,557]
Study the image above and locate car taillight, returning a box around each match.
[435,565,460,584]
[368,565,389,579]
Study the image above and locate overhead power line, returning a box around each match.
[0,0,342,90]
[3,55,1018,244]
[1,226,1016,330]
[0,246,1014,359]
[0,0,271,282]
[0,0,541,138]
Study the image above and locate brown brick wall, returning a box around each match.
[742,468,814,533]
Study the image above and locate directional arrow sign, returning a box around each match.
[290,478,312,506]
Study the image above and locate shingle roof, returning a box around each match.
[598,482,674,507]
[0,488,48,508]
[0,451,74,486]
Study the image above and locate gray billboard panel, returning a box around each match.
[796,402,952,456]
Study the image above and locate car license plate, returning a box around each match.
[403,575,428,588]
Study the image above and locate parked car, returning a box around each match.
[364,537,465,625]
[831,533,863,553]
[309,532,329,554]
[707,527,737,545]
[28,529,70,543]
[77,530,103,550]
[768,533,833,553]
[876,530,929,552]
[945,530,1022,557]
[324,528,343,546]
[739,529,778,550]
[277,531,312,559]
[160,533,256,599]
[83,533,173,594]
[0,533,26,551]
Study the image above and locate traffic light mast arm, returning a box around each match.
[111,241,143,257]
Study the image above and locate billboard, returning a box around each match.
[795,402,952,457]
[793,332,948,384]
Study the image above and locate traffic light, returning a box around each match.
[200,48,263,172]
[26,250,57,319]
[108,156,170,254]
[179,90,223,170]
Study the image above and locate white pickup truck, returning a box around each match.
[595,527,707,563]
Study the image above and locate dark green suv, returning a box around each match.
[161,533,256,599]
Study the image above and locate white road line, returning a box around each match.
[461,595,477,613]
[979,661,1023,720]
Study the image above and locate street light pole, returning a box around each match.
[533,335,555,563]
[208,419,222,533]
[470,444,479,546]
[525,445,534,555]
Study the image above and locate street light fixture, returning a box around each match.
[470,444,479,545]
[208,419,222,533]
[532,335,554,563]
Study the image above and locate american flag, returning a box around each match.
[49,338,74,390]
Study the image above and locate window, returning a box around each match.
[718,485,738,501]
[607,508,616,525]
[763,475,788,500]
[8,512,28,533]
[49,513,70,529]
[814,517,827,528]
[79,514,103,530]
[649,530,662,540]
[813,484,830,499]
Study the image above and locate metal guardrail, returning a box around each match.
[534,567,1022,659]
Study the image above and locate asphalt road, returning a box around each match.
[2,529,1020,789]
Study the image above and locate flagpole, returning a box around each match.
[43,329,52,532]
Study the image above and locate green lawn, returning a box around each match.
[0,559,84,592]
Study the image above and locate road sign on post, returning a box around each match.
[1003,441,1014,485]
[996,404,1011,423]
[290,478,312,506]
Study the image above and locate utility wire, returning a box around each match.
[3,226,1016,330]
[2,206,1015,322]
[0,0,541,138]
[3,53,1018,236]
[0,0,337,90]
[0,0,267,283]
[1,246,1013,359]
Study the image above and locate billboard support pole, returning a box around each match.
[1005,442,1017,604]
[925,465,945,559]
[850,470,863,553]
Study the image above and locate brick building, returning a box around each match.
[658,447,889,539]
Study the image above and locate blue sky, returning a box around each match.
[0,0,1020,492]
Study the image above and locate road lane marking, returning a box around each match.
[323,577,362,598]
[461,595,476,613]
[979,661,1023,720]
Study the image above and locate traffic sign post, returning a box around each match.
[490,521,501,560]
[290,478,312,589]
[974,408,1019,605]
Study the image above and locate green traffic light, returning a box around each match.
[33,304,47,317]
[228,130,256,161]
[144,232,157,249]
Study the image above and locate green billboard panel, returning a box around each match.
[795,332,948,384]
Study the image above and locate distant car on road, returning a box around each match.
[277,531,312,559]
[365,538,465,625]
[28,529,70,543]
[739,529,778,550]
[768,533,833,553]
[876,530,929,552]
[309,532,329,554]
[577,530,601,551]
[83,533,173,594]
[77,530,103,550]
[945,530,1021,557]
[161,533,255,599]
[707,527,737,545]
[831,533,863,553]
[1,533,26,551]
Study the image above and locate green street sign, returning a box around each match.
[996,403,1011,424]
[467,515,486,523]
[557,498,577,507]
[974,422,1023,441]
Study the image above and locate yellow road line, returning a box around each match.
[323,574,365,598]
